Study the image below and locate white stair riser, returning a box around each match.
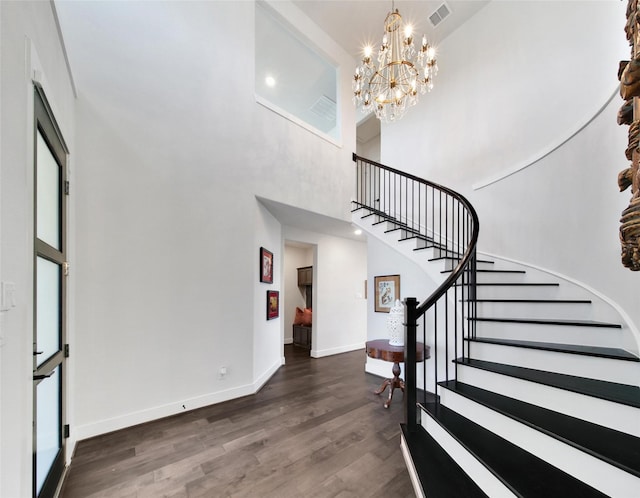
[445,260,495,272]
[475,301,593,321]
[419,410,517,498]
[473,285,563,300]
[467,341,640,386]
[456,365,640,437]
[474,322,623,349]
[475,272,527,284]
[439,389,640,497]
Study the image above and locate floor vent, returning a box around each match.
[429,2,451,28]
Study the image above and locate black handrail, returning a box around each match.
[352,153,479,432]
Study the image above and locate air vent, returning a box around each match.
[429,2,451,28]
[309,95,336,122]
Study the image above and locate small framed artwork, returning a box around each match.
[266,290,279,320]
[260,247,273,283]
[374,274,400,312]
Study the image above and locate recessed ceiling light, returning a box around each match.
[354,229,363,235]
[265,75,276,87]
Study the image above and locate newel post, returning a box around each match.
[404,297,418,433]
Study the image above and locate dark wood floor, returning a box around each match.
[60,346,415,497]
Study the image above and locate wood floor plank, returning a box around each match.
[60,346,414,497]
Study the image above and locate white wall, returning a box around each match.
[365,237,437,379]
[0,2,77,496]
[253,202,283,389]
[283,244,313,344]
[357,134,381,163]
[382,2,640,342]
[284,226,367,357]
[58,0,358,440]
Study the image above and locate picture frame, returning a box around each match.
[374,274,400,312]
[266,290,279,320]
[260,247,273,283]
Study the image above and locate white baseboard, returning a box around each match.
[310,342,364,358]
[74,360,283,442]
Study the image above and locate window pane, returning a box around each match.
[37,131,61,250]
[36,366,61,495]
[36,257,61,366]
[255,4,339,140]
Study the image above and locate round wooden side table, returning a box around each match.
[366,339,429,408]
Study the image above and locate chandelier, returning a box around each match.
[353,3,438,123]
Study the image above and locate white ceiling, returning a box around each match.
[292,1,490,60]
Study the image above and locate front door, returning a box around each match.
[33,86,68,498]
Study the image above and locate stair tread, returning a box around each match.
[457,282,559,286]
[454,358,640,408]
[439,380,640,477]
[469,299,592,304]
[421,402,608,497]
[429,256,494,264]
[400,424,488,498]
[465,336,640,361]
[443,269,526,274]
[470,317,622,328]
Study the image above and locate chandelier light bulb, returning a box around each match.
[353,6,438,122]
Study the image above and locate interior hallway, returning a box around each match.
[59,346,413,497]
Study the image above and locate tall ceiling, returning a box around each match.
[292,1,489,60]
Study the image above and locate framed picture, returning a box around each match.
[260,247,273,283]
[266,290,279,320]
[374,274,400,312]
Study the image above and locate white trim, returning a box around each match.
[310,341,364,358]
[472,87,618,190]
[74,360,283,441]
[255,96,342,148]
[49,0,77,98]
[400,433,425,498]
[478,250,640,356]
[253,359,282,393]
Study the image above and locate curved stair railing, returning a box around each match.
[352,154,479,432]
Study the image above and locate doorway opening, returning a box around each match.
[284,241,315,359]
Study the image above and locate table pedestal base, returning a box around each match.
[373,361,404,409]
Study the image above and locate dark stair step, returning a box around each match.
[429,256,495,265]
[421,402,608,497]
[454,357,640,408]
[400,424,488,498]
[470,317,622,328]
[466,298,592,304]
[443,268,526,274]
[456,282,559,287]
[439,380,640,478]
[465,337,640,361]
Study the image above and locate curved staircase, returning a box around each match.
[352,154,640,497]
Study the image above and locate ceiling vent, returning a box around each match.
[309,95,336,122]
[428,2,451,28]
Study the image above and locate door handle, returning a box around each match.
[33,371,54,381]
[34,351,43,355]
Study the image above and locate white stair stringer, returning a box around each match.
[438,387,640,497]
[455,364,640,437]
[352,211,449,288]
[418,407,518,498]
